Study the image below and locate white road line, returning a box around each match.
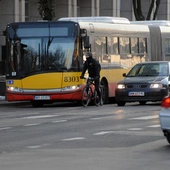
[26,144,49,149]
[146,124,161,128]
[51,120,67,123]
[90,116,115,120]
[0,127,12,130]
[18,115,59,119]
[93,131,113,135]
[129,115,158,120]
[90,117,104,120]
[128,128,143,131]
[62,137,85,141]
[26,145,42,149]
[24,123,40,127]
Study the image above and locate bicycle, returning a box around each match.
[81,77,103,107]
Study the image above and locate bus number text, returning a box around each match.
[64,76,79,82]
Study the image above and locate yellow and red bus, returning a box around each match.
[4,17,156,107]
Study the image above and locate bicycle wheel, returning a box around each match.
[99,85,104,106]
[94,90,100,106]
[81,86,92,107]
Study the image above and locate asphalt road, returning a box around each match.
[0,101,169,170]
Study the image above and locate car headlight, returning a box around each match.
[117,84,125,89]
[150,83,163,88]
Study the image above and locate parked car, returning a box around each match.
[115,61,170,106]
[159,96,170,144]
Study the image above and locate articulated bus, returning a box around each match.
[4,17,170,107]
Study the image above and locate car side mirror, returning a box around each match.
[123,73,126,77]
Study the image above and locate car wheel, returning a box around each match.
[116,101,126,106]
[139,101,147,105]
[166,135,170,144]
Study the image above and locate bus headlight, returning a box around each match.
[62,85,82,91]
[150,83,163,88]
[6,86,23,92]
[117,84,125,89]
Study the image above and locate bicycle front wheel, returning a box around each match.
[81,86,92,107]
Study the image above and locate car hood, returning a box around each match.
[119,76,168,84]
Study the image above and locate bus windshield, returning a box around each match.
[6,22,80,77]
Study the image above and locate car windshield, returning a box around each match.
[126,63,169,77]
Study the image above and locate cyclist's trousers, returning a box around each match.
[95,78,101,98]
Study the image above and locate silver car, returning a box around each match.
[159,96,170,144]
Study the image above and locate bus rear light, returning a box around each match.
[161,96,170,108]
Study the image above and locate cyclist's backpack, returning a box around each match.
[96,60,101,73]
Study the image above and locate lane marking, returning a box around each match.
[129,115,158,120]
[146,124,160,128]
[62,137,85,141]
[18,115,59,119]
[93,131,113,135]
[51,120,67,123]
[0,127,12,130]
[128,128,143,131]
[90,116,115,120]
[26,144,49,149]
[24,123,40,127]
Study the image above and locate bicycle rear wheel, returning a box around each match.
[99,85,104,106]
[94,85,104,106]
[81,86,92,107]
[94,90,100,106]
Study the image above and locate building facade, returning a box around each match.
[0,0,170,66]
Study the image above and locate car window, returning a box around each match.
[127,63,169,77]
[126,65,141,77]
[158,64,168,76]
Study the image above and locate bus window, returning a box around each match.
[165,38,170,60]
[139,38,147,54]
[95,36,106,61]
[119,37,130,54]
[131,37,139,54]
[107,37,118,54]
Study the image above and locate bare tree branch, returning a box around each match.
[153,0,161,20]
[146,0,155,20]
[133,0,161,21]
[137,0,145,20]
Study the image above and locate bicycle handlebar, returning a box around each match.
[80,77,95,81]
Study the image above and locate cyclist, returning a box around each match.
[80,52,102,104]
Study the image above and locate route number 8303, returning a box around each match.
[64,76,80,82]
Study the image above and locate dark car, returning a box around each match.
[115,61,170,106]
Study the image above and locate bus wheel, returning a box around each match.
[101,80,109,104]
[31,101,44,107]
[139,101,147,105]
[116,101,126,106]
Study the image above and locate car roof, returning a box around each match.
[136,61,170,65]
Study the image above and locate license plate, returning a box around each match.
[34,96,50,100]
[128,92,144,96]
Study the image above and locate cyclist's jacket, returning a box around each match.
[82,57,101,78]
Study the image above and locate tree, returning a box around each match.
[38,0,55,20]
[133,0,161,20]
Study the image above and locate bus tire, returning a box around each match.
[31,101,44,107]
[101,79,109,104]
[139,101,147,105]
[116,101,126,106]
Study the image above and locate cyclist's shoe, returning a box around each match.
[100,98,103,106]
